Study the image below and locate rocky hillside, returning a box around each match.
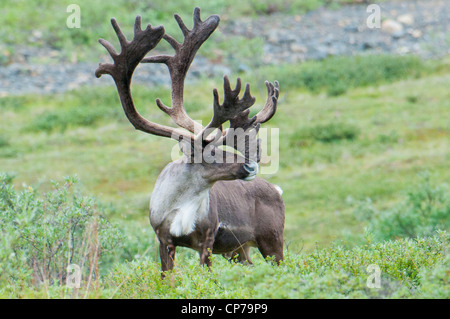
[0,0,448,96]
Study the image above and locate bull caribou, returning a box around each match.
[96,7,284,272]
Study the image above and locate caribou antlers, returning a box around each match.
[142,7,220,134]
[96,7,279,161]
[95,16,193,141]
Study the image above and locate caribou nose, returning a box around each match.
[243,161,259,181]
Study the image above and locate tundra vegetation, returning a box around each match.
[0,1,449,298]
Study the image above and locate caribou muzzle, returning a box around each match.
[242,161,259,181]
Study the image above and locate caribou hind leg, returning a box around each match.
[256,233,284,264]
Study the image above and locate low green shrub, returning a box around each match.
[291,121,359,145]
[28,107,116,132]
[262,54,426,95]
[106,231,448,298]
[24,86,170,132]
[0,136,9,148]
[0,95,30,110]
[354,173,450,242]
[0,1,367,53]
[0,173,125,291]
[0,172,447,298]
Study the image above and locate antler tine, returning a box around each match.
[174,13,190,37]
[193,6,203,28]
[255,80,280,124]
[202,76,256,135]
[210,80,279,162]
[142,7,220,134]
[224,80,279,132]
[96,16,195,142]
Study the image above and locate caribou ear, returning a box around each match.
[178,139,194,157]
[178,138,206,164]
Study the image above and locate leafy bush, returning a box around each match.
[0,95,30,110]
[291,121,359,145]
[27,105,122,132]
[0,136,9,148]
[264,54,426,95]
[0,1,365,52]
[354,173,450,242]
[1,172,447,298]
[0,173,125,292]
[0,138,18,158]
[417,253,450,298]
[106,232,448,298]
[24,85,171,133]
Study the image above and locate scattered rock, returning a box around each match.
[397,13,414,25]
[1,0,448,96]
[411,29,423,38]
[290,43,307,53]
[392,30,406,39]
[344,24,359,33]
[381,19,404,35]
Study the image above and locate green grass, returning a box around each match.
[0,0,383,64]
[290,121,360,144]
[1,55,449,250]
[1,231,448,298]
[255,54,437,96]
[1,171,448,299]
[105,232,449,299]
[0,53,449,298]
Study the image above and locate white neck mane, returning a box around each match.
[169,189,210,236]
[150,160,212,237]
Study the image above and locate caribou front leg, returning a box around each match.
[199,229,214,268]
[159,240,176,278]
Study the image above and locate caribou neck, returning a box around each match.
[150,159,214,237]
